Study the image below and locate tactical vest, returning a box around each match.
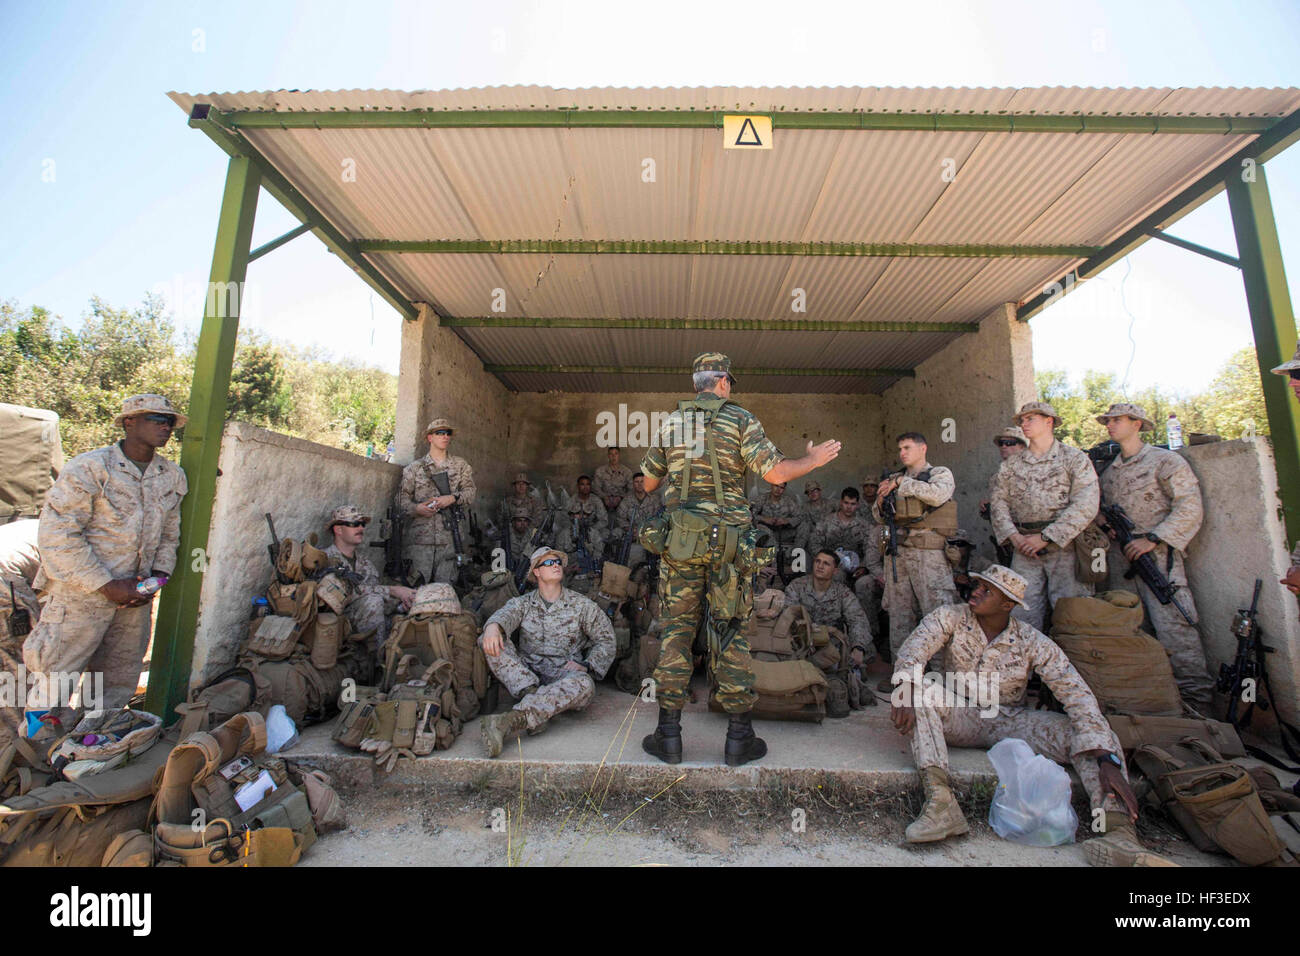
[887,469,958,542]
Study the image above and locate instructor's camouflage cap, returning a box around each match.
[114,393,188,429]
[1095,402,1155,431]
[692,352,736,385]
[1013,401,1060,427]
[409,583,463,615]
[969,564,1028,608]
[992,425,1028,447]
[328,505,371,529]
[1271,340,1300,376]
[425,418,455,435]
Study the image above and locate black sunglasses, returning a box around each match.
[538,558,563,567]
[1290,370,1300,381]
[996,439,1023,448]
[431,429,452,436]
[140,413,177,427]
[337,520,367,528]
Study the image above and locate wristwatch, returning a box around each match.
[1096,752,1123,769]
[1144,532,1161,544]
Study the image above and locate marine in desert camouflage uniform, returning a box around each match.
[989,401,1099,631]
[22,394,188,733]
[752,481,802,552]
[872,432,960,671]
[506,506,537,563]
[397,418,477,587]
[784,550,873,660]
[810,487,883,639]
[796,480,839,552]
[1096,403,1215,711]
[981,426,1027,566]
[323,505,415,652]
[499,472,543,528]
[613,473,662,569]
[593,448,634,514]
[478,547,616,756]
[640,352,840,766]
[557,476,608,572]
[891,565,1162,866]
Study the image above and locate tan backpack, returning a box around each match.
[382,611,489,720]
[710,659,827,723]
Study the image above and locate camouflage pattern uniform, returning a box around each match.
[753,490,802,551]
[500,492,544,528]
[324,542,395,650]
[23,442,186,724]
[810,510,883,636]
[614,489,663,569]
[872,466,960,661]
[398,453,476,584]
[593,462,634,509]
[1,519,41,748]
[783,576,872,657]
[796,494,839,552]
[898,603,1128,815]
[990,440,1099,630]
[557,496,608,571]
[1100,441,1214,709]
[482,588,616,730]
[641,393,784,712]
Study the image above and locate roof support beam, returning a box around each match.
[444,316,978,333]
[1145,229,1241,269]
[146,154,260,723]
[187,104,419,321]
[248,222,312,263]
[485,364,915,378]
[364,239,1096,258]
[224,109,1280,135]
[1226,165,1300,548]
[1017,108,1300,321]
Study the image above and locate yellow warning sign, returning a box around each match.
[723,114,773,150]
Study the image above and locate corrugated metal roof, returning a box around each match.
[169,85,1300,393]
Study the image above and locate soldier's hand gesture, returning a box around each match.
[806,438,841,467]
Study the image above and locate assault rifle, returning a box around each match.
[535,484,559,549]
[7,580,31,639]
[369,506,418,587]
[1216,579,1300,766]
[571,512,596,575]
[429,470,471,588]
[264,513,291,585]
[500,512,514,584]
[1087,439,1121,477]
[1097,502,1194,625]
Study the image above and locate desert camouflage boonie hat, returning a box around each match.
[1271,340,1300,375]
[425,418,454,435]
[692,352,736,385]
[510,504,532,520]
[1095,403,1155,431]
[512,472,531,485]
[409,583,463,615]
[528,546,567,581]
[1013,401,1060,427]
[803,480,821,493]
[969,564,1028,608]
[993,426,1028,447]
[328,505,371,529]
[114,393,188,429]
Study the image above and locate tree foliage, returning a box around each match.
[0,296,396,459]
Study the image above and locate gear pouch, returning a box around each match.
[666,510,711,561]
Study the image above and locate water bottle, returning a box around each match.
[251,596,270,618]
[135,575,168,596]
[1167,413,1184,450]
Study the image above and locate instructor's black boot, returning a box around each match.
[724,711,767,767]
[642,707,683,764]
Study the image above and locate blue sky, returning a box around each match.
[1,0,1298,394]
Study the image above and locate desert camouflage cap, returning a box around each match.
[512,472,531,485]
[528,545,567,580]
[328,505,371,529]
[409,582,462,615]
[803,480,821,493]
[1013,401,1060,427]
[993,425,1028,446]
[1271,340,1300,375]
[510,504,533,520]
[1096,402,1155,431]
[425,418,454,434]
[114,393,188,429]
[969,564,1028,608]
[861,475,880,488]
[692,352,736,384]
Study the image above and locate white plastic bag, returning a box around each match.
[987,738,1078,846]
[265,704,300,754]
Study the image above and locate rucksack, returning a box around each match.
[1132,739,1295,866]
[332,661,463,771]
[1049,592,1183,716]
[382,610,488,719]
[710,659,827,723]
[242,652,348,727]
[741,602,851,717]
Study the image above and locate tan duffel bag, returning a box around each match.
[710,659,827,724]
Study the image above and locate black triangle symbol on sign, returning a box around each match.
[734,117,763,147]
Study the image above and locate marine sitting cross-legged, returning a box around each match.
[889,564,1171,866]
[478,546,616,757]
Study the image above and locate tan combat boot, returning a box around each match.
[1084,811,1179,867]
[480,710,528,758]
[905,766,969,843]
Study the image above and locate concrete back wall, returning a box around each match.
[190,422,402,686]
[500,391,886,509]
[883,303,1036,559]
[1182,438,1298,732]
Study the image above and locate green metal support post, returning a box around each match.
[1226,165,1300,548]
[145,155,260,720]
